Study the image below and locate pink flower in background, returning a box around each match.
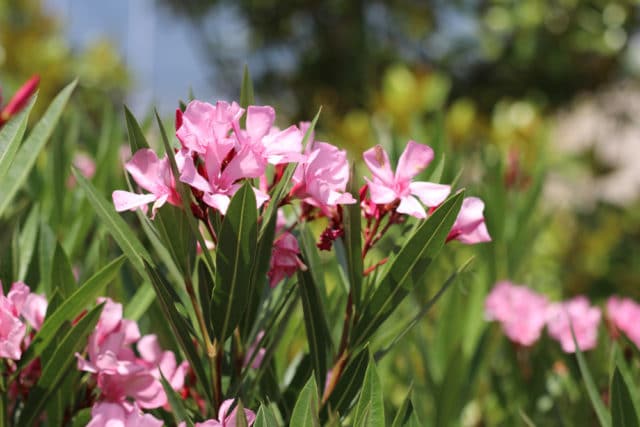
[267,232,305,287]
[87,401,163,427]
[21,293,48,331]
[67,152,97,188]
[179,399,256,427]
[546,296,602,353]
[606,296,640,348]
[447,197,491,244]
[362,141,450,218]
[291,140,356,213]
[243,331,266,370]
[485,281,548,346]
[112,149,183,218]
[0,282,30,360]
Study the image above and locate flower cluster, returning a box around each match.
[0,281,46,361]
[77,298,189,425]
[113,99,491,288]
[485,281,640,353]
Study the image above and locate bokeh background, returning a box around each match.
[2,0,640,425]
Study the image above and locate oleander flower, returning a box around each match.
[546,296,601,353]
[362,141,450,218]
[87,401,163,427]
[112,149,183,218]
[606,296,640,348]
[447,197,491,244]
[267,232,305,287]
[0,282,32,360]
[0,75,39,127]
[178,399,255,427]
[485,281,548,346]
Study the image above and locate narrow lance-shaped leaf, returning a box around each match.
[211,181,258,341]
[160,372,195,427]
[611,366,640,427]
[51,242,76,299]
[240,65,255,109]
[290,376,321,427]
[353,357,385,426]
[352,191,464,346]
[17,204,40,281]
[391,387,415,427]
[254,404,280,427]
[17,256,124,371]
[73,168,151,277]
[572,325,611,427]
[0,81,76,217]
[325,346,370,417]
[342,167,363,308]
[17,302,104,427]
[0,93,36,182]
[124,105,150,152]
[297,260,332,394]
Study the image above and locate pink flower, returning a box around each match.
[362,141,450,218]
[546,296,601,353]
[87,401,163,427]
[67,152,97,188]
[177,100,243,155]
[179,399,256,427]
[137,334,189,394]
[447,197,491,244]
[485,281,548,346]
[233,105,305,165]
[267,232,305,287]
[112,149,183,218]
[243,331,266,370]
[606,296,640,348]
[0,282,30,360]
[292,141,356,213]
[21,293,48,331]
[0,75,39,127]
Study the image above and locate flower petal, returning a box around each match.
[409,182,450,207]
[112,191,157,212]
[363,145,394,185]
[395,140,434,182]
[397,195,426,218]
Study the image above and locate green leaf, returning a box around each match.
[611,366,640,427]
[260,108,320,236]
[145,261,213,406]
[124,105,150,151]
[614,349,640,422]
[0,80,76,217]
[73,168,151,276]
[155,203,196,276]
[211,181,258,341]
[342,169,363,308]
[290,376,321,427]
[254,404,280,427]
[123,281,155,321]
[353,191,464,346]
[17,256,125,370]
[17,302,104,427]
[51,242,76,299]
[297,265,332,394]
[17,204,40,281]
[353,357,385,426]
[160,372,195,427]
[240,64,255,109]
[326,346,370,417]
[391,388,415,427]
[0,93,36,181]
[572,326,611,427]
[236,400,249,427]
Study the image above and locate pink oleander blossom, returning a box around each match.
[485,281,548,346]
[606,296,640,348]
[447,197,491,244]
[179,399,256,427]
[362,141,450,219]
[21,293,48,331]
[77,298,187,409]
[267,232,305,287]
[0,282,31,360]
[112,149,183,218]
[546,296,602,353]
[87,401,163,427]
[0,75,39,127]
[291,141,356,214]
[177,100,243,155]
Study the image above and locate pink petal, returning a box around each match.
[203,193,231,214]
[409,182,450,207]
[180,156,213,193]
[366,178,397,204]
[112,191,157,212]
[363,145,394,185]
[125,149,165,195]
[395,141,434,183]
[246,106,276,140]
[397,195,427,218]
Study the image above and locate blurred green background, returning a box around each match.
[2,0,640,425]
